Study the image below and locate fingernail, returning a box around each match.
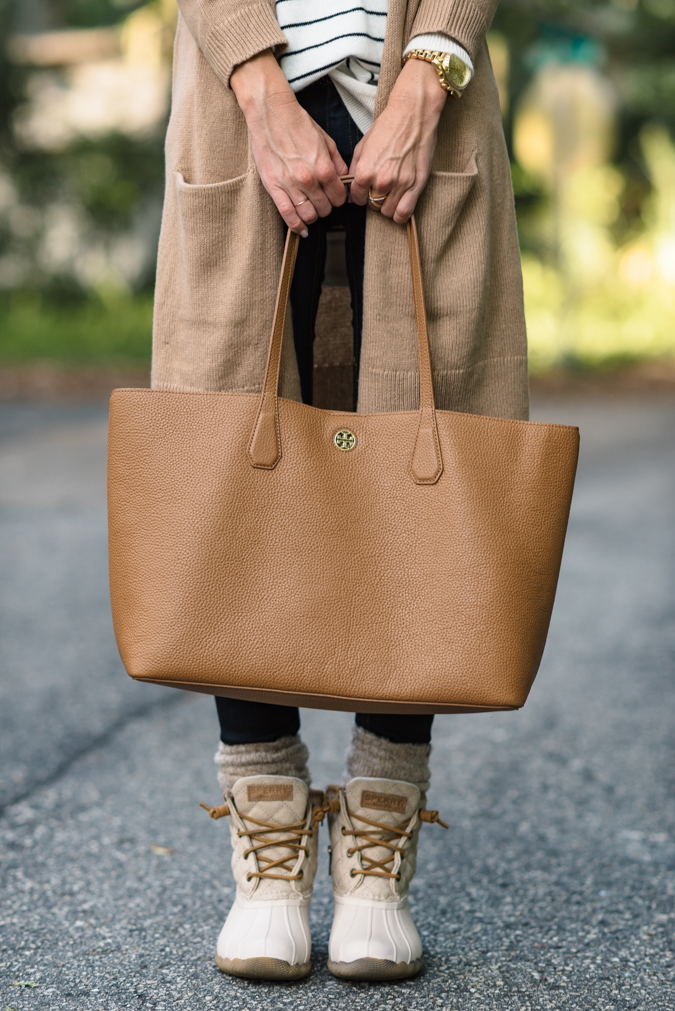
[301,229,308,238]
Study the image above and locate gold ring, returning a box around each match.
[368,189,388,209]
[294,198,309,207]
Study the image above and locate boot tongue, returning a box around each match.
[232,775,308,824]
[346,777,420,825]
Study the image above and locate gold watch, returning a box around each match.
[402,49,472,96]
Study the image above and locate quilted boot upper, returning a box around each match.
[329,776,423,901]
[227,774,318,901]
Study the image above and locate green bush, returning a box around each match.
[0,292,152,363]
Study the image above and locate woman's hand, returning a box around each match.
[231,50,348,236]
[349,58,447,224]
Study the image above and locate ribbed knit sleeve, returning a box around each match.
[177,0,288,87]
[409,0,500,61]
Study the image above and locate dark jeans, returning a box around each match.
[291,77,366,408]
[216,78,433,749]
[216,697,434,747]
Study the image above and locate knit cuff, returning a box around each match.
[410,0,494,62]
[215,734,311,792]
[203,3,288,88]
[344,726,432,793]
[405,33,474,75]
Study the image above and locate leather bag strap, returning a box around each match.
[248,178,443,485]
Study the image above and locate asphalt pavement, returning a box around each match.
[1,393,674,1010]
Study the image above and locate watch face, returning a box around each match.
[443,53,472,90]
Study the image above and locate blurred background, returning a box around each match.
[0,0,674,396]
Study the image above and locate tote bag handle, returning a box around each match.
[248,177,443,485]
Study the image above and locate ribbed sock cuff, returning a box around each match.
[344,726,431,793]
[214,734,311,792]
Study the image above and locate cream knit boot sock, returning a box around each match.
[215,735,311,792]
[343,726,431,793]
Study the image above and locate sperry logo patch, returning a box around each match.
[360,790,406,813]
[247,784,293,802]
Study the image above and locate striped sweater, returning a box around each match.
[275,0,473,133]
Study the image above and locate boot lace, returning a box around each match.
[315,796,448,880]
[200,800,325,882]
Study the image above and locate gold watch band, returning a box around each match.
[402,49,472,96]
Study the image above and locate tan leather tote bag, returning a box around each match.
[108,217,579,714]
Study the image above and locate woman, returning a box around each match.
[152,0,527,983]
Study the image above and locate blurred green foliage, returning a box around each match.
[493,0,675,237]
[14,135,164,229]
[0,289,153,361]
[62,0,146,29]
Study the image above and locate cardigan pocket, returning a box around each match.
[419,154,478,249]
[417,155,480,322]
[174,170,256,328]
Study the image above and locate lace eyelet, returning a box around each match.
[298,870,304,879]
[349,869,357,877]
[346,848,353,857]
[246,873,252,881]
[341,827,348,835]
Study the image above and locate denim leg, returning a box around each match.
[291,78,366,408]
[355,713,435,745]
[289,216,327,405]
[216,696,300,746]
[345,198,366,407]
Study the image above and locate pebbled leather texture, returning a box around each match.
[107,215,579,713]
[108,391,578,711]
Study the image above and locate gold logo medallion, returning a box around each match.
[334,429,356,452]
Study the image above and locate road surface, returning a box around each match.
[1,394,674,1010]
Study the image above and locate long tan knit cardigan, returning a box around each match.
[152,0,529,420]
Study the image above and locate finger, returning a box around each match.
[294,198,319,225]
[273,189,310,237]
[320,173,348,210]
[349,171,370,206]
[309,183,336,218]
[320,128,349,179]
[305,186,333,218]
[357,178,397,212]
[391,187,421,224]
[347,138,364,180]
[377,174,415,219]
[378,187,405,219]
[292,166,334,217]
[314,156,347,209]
